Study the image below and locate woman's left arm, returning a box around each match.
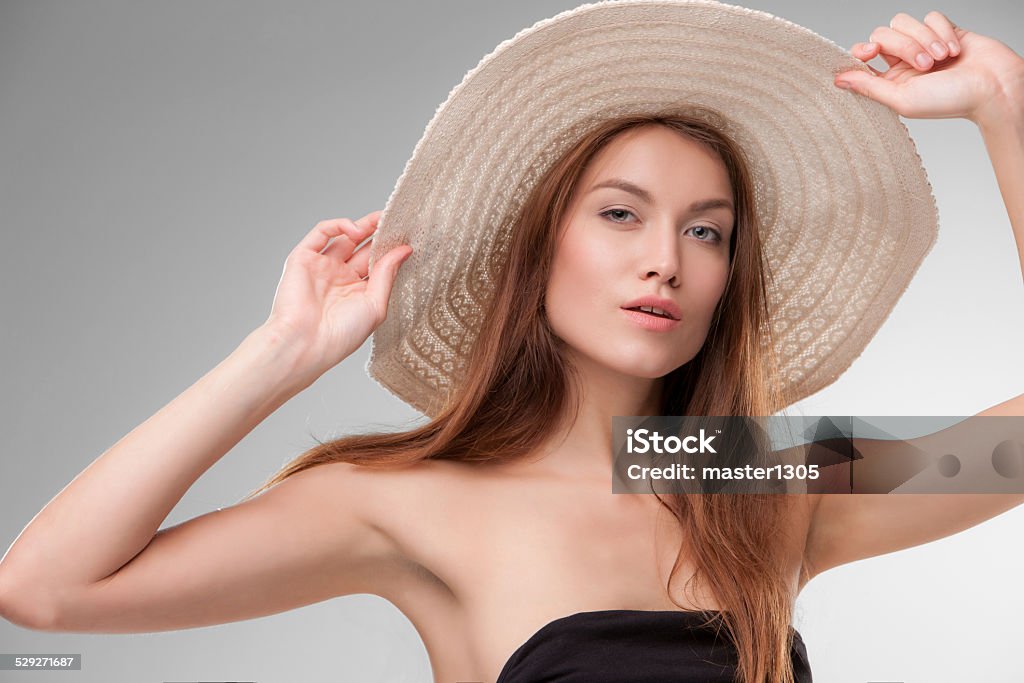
[804,11,1024,582]
[976,97,1024,279]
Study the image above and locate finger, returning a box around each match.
[833,70,907,114]
[853,41,900,69]
[346,238,374,279]
[353,209,384,234]
[318,218,363,259]
[365,245,413,319]
[850,43,887,76]
[295,218,368,257]
[329,210,385,262]
[869,25,934,72]
[889,12,950,62]
[923,10,961,57]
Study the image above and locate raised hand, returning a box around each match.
[263,210,412,378]
[835,11,1024,126]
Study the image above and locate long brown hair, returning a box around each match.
[242,108,804,682]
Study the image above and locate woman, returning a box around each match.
[1,2,1022,682]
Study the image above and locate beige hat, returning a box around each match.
[365,0,939,418]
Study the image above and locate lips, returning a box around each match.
[620,296,682,321]
[621,307,681,332]
[624,306,675,319]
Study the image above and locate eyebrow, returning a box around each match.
[588,177,734,215]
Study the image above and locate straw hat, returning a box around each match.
[365,0,939,418]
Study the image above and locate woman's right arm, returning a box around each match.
[0,211,413,632]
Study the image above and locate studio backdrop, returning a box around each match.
[2,1,1023,682]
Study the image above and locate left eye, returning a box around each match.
[687,225,721,242]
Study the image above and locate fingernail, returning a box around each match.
[948,41,959,56]
[835,80,852,90]
[915,52,933,69]
[930,41,947,58]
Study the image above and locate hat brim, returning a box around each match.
[367,0,938,417]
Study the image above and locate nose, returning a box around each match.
[640,224,680,287]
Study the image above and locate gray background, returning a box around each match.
[2,0,1023,681]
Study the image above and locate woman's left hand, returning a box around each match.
[835,11,1024,126]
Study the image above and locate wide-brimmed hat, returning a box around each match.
[366,0,938,418]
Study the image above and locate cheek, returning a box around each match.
[560,227,615,267]
[545,235,616,332]
[548,233,614,300]
[685,255,730,312]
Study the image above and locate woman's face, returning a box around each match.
[546,124,735,380]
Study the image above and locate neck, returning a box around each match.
[531,351,664,479]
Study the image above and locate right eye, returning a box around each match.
[599,208,637,223]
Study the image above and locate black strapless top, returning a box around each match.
[495,609,812,682]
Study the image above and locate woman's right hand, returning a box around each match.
[261,210,412,378]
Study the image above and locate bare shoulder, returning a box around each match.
[326,456,488,518]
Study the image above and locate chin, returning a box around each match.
[559,333,695,379]
[627,363,683,380]
[600,354,685,380]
